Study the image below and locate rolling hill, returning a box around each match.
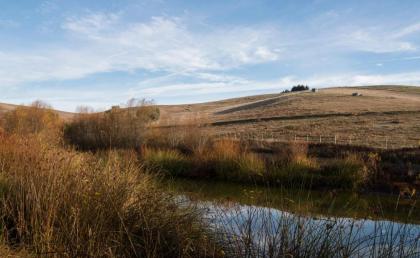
[155,86,420,149]
[1,85,419,148]
[0,102,75,121]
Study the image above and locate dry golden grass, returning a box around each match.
[0,244,30,257]
[0,135,218,258]
[154,86,420,148]
[2,86,418,148]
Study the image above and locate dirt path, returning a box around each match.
[213,91,306,115]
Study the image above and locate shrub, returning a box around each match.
[0,100,62,137]
[266,161,321,188]
[205,140,265,181]
[322,154,369,189]
[64,99,160,150]
[142,140,266,182]
[146,115,212,155]
[142,148,193,177]
[266,148,368,189]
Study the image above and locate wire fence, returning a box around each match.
[216,131,420,150]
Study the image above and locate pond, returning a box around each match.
[167,178,419,224]
[166,178,420,257]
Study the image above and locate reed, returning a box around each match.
[209,201,420,257]
[0,135,218,257]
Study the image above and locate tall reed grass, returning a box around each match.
[209,203,420,258]
[143,139,369,190]
[0,135,218,257]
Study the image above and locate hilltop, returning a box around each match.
[2,85,420,148]
[0,103,74,121]
[156,85,420,149]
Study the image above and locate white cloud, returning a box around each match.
[63,12,120,35]
[1,10,419,107]
[130,71,420,100]
[336,28,416,53]
[2,70,419,111]
[62,14,280,71]
[302,72,420,88]
[0,14,281,87]
[394,22,420,38]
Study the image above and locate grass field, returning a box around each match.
[2,86,420,148]
[154,86,420,149]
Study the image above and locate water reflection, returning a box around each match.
[168,178,419,224]
[202,202,420,257]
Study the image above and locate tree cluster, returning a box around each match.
[291,85,310,92]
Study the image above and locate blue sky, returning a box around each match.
[1,0,420,111]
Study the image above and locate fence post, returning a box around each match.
[385,137,388,149]
[306,135,309,143]
[334,135,337,145]
[319,135,322,143]
[294,135,297,142]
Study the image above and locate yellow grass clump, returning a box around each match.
[0,135,217,257]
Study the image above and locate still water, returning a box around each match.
[167,178,420,256]
[168,178,419,224]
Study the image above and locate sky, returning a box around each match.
[0,0,420,111]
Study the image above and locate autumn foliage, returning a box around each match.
[0,100,62,137]
[64,99,160,150]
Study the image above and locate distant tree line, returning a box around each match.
[282,85,310,93]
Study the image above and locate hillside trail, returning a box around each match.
[213,91,305,115]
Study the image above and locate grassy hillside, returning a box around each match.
[155,86,420,148]
[0,102,74,121]
[0,103,17,114]
[2,85,420,148]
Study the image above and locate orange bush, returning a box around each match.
[0,100,62,136]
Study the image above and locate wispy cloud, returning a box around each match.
[1,12,419,87]
[1,6,419,111]
[0,13,281,87]
[63,12,120,35]
[37,0,59,14]
[394,22,420,38]
[130,71,420,99]
[62,14,281,70]
[335,26,417,53]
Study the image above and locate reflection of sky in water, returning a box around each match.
[190,198,420,257]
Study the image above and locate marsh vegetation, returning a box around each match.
[0,100,418,257]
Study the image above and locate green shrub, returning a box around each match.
[322,154,368,189]
[266,160,321,187]
[213,153,265,181]
[143,148,193,177]
[203,140,265,181]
